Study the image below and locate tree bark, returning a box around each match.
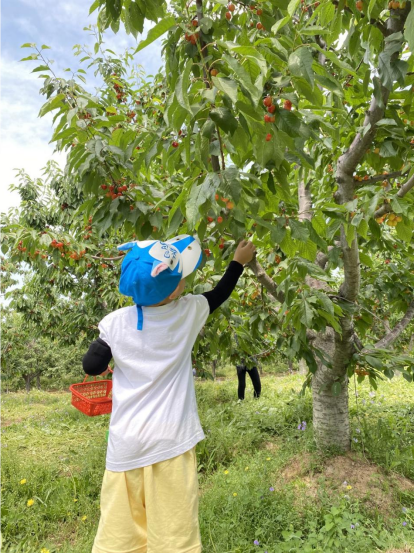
[314,7,410,452]
[311,328,351,451]
[196,0,220,173]
[373,302,414,350]
[212,358,217,380]
[24,375,31,393]
[298,358,308,375]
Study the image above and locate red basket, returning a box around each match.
[70,369,113,417]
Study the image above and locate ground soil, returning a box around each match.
[276,449,413,518]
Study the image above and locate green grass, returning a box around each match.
[1,369,413,552]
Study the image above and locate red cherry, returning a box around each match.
[267,105,276,113]
[283,100,292,111]
[225,11,232,20]
[207,216,214,222]
[264,114,271,122]
[192,19,198,26]
[263,96,272,107]
[228,3,236,11]
[256,22,263,29]
[101,184,107,190]
[172,141,179,148]
[217,216,224,223]
[266,133,272,141]
[219,244,225,249]
[256,8,263,14]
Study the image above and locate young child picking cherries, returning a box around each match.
[83,235,256,553]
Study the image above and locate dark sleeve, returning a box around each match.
[202,260,244,314]
[83,337,113,376]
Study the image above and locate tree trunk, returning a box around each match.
[24,375,31,393]
[212,358,217,380]
[311,328,351,452]
[298,359,307,375]
[36,372,41,390]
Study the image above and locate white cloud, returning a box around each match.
[1,1,163,214]
[0,54,65,213]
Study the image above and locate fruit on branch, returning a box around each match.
[283,100,292,110]
[266,133,272,141]
[263,96,272,107]
[225,11,232,20]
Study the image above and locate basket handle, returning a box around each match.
[82,367,113,384]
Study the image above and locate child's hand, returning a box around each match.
[233,240,256,265]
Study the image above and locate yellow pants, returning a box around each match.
[92,447,202,553]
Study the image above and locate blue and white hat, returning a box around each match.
[117,234,203,330]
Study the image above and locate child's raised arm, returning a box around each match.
[201,239,256,314]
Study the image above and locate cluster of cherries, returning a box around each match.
[263,96,292,141]
[113,78,127,103]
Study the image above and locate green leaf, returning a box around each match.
[168,180,193,225]
[89,0,100,14]
[365,356,383,370]
[223,53,261,105]
[288,219,309,242]
[209,108,238,135]
[32,65,50,73]
[359,252,373,267]
[271,16,291,33]
[288,47,314,88]
[405,3,414,54]
[297,239,317,262]
[357,218,369,239]
[254,131,284,168]
[39,94,66,117]
[135,16,176,54]
[186,173,221,228]
[395,221,413,243]
[201,119,216,139]
[279,228,297,257]
[175,59,193,115]
[300,301,314,327]
[313,44,357,76]
[343,223,355,248]
[211,76,238,104]
[287,0,301,16]
[106,0,122,20]
[129,1,144,33]
[21,43,36,48]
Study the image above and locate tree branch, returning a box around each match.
[374,300,415,349]
[354,170,406,187]
[247,256,285,304]
[196,0,220,174]
[373,174,414,218]
[298,180,312,221]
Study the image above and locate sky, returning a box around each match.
[0,0,163,214]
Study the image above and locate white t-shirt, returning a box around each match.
[98,293,210,472]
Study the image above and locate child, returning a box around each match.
[83,234,256,553]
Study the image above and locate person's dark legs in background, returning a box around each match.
[247,366,261,398]
[236,358,247,400]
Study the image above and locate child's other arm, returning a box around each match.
[83,338,113,376]
[202,240,256,314]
